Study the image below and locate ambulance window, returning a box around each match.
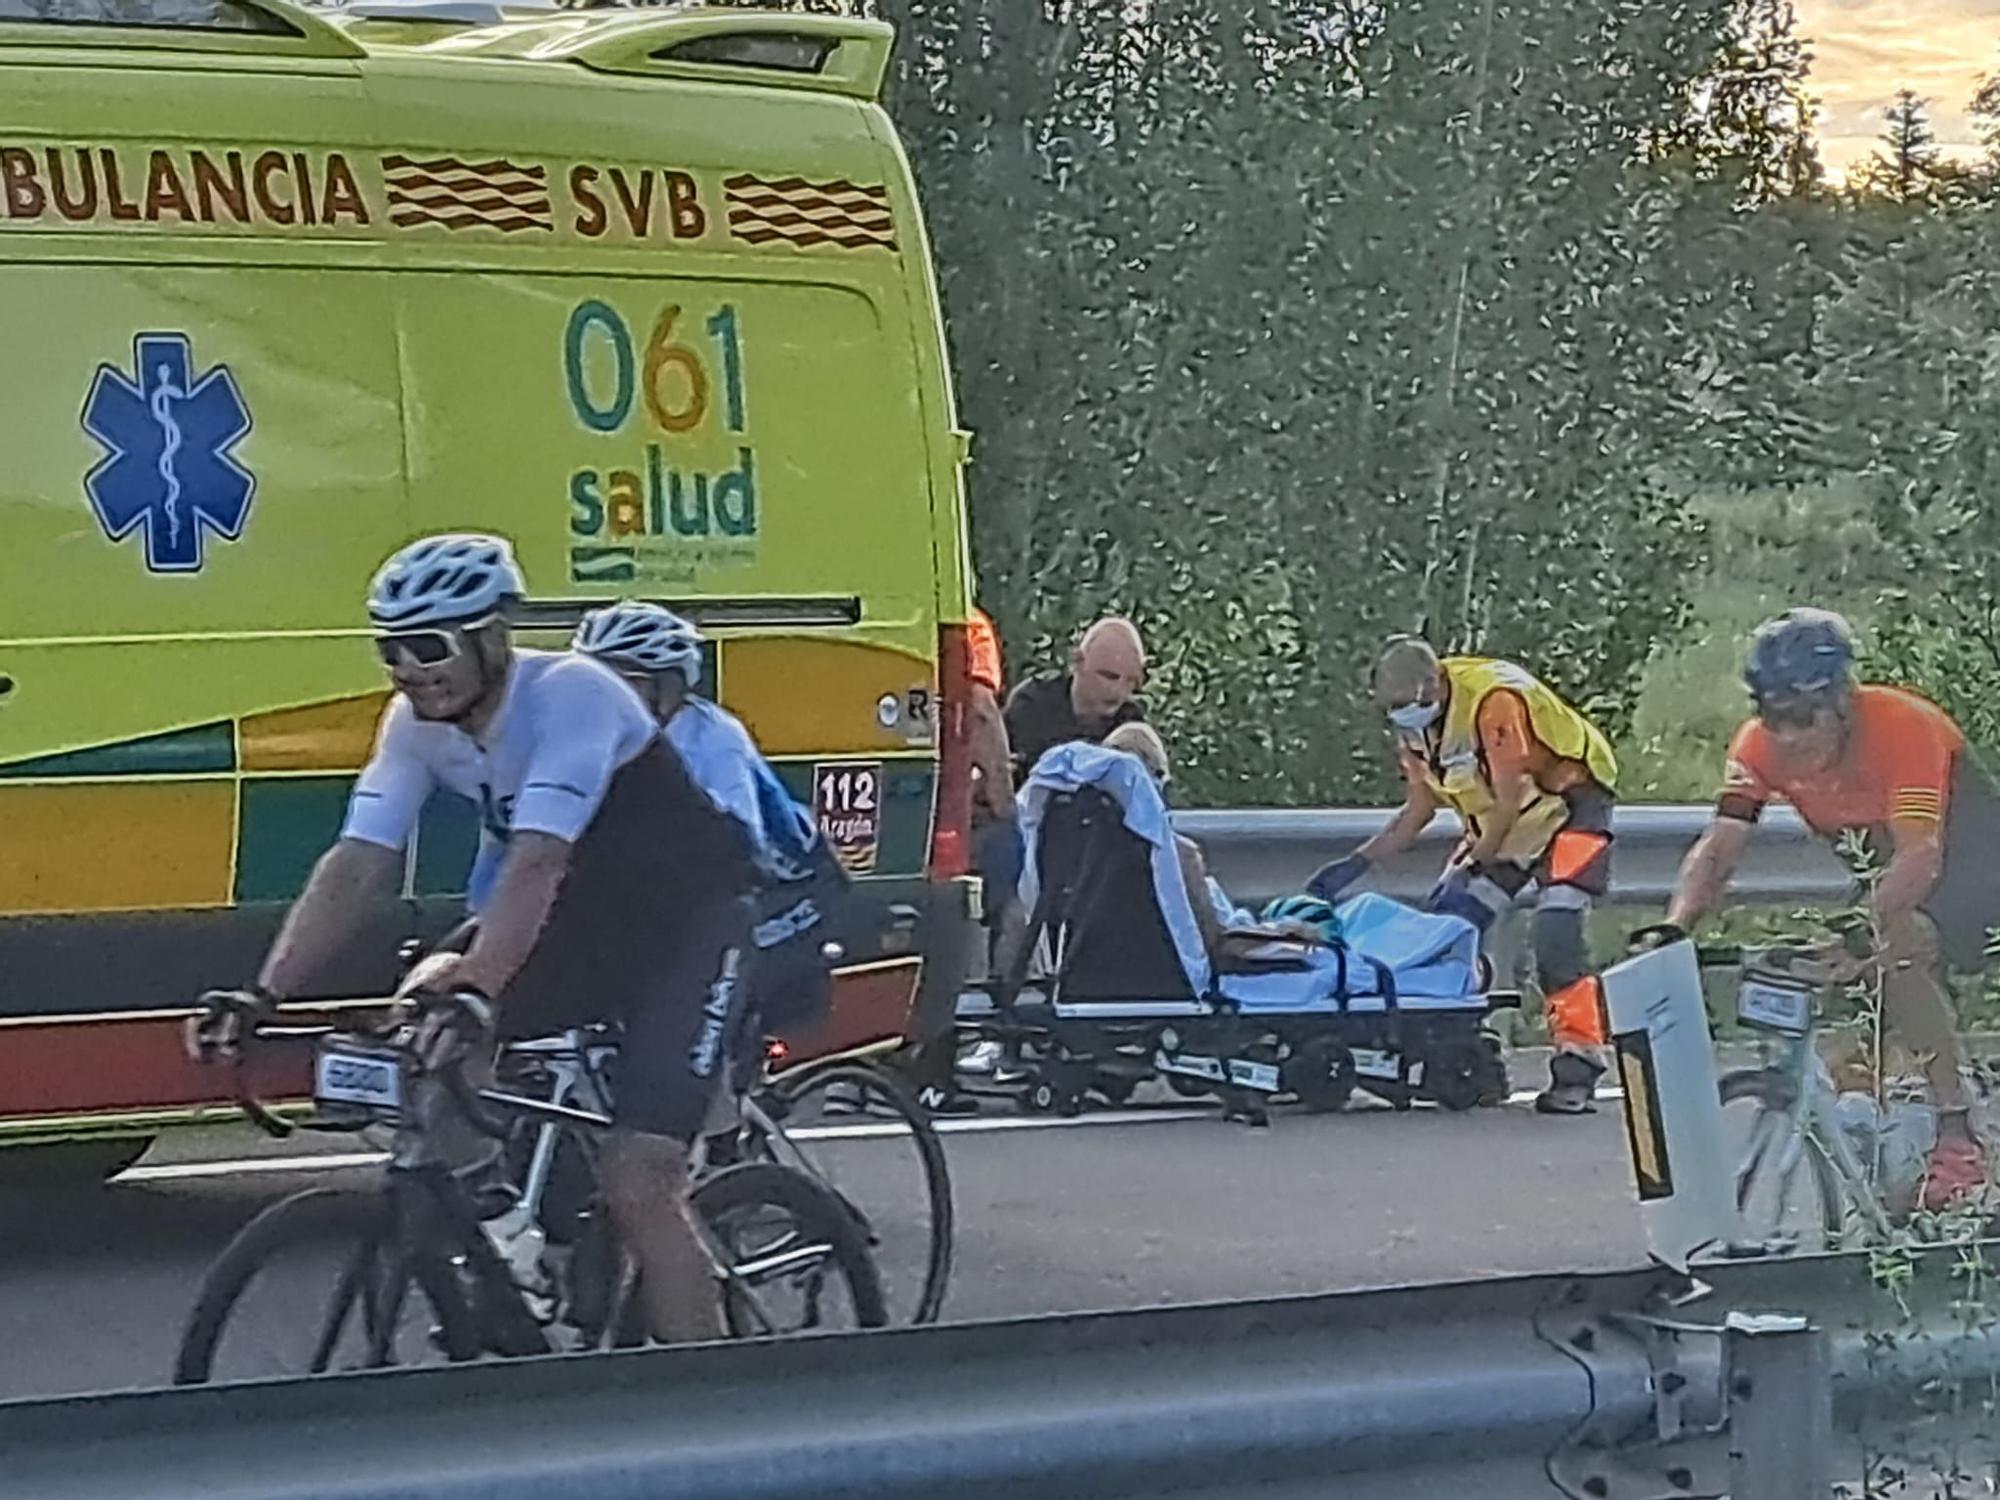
[0,0,299,32]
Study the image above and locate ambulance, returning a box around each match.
[0,0,980,1169]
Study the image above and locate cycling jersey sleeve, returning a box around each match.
[1882,698,1955,834]
[1717,720,1774,824]
[340,699,436,851]
[510,658,654,843]
[688,708,768,841]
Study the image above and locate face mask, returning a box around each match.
[1388,701,1440,733]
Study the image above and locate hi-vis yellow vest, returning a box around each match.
[1409,657,1619,864]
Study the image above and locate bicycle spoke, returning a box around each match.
[367,1255,415,1367]
[731,1234,837,1284]
[1721,1073,1841,1256]
[752,1063,952,1324]
[310,1243,373,1374]
[697,1165,883,1334]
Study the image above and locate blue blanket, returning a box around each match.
[1022,745,1485,1011]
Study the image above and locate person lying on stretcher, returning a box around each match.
[1101,723,1344,964]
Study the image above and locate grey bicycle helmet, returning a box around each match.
[572,600,704,685]
[368,534,524,632]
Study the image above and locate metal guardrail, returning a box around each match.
[1176,802,1848,911]
[2,1247,1988,1499]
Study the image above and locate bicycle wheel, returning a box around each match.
[694,1161,888,1335]
[174,1187,480,1385]
[752,1060,954,1324]
[1719,1068,1845,1254]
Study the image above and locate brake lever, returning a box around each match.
[231,1052,295,1140]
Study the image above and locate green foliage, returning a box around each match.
[729,0,2000,810]
[861,0,1853,803]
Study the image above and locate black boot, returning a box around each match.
[1533,1050,1604,1115]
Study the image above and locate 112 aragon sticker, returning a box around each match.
[81,332,255,574]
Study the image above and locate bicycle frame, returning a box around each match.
[494,1032,851,1324]
[501,1028,843,1215]
[1737,1018,1897,1249]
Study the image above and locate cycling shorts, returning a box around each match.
[1918,759,2000,973]
[742,842,851,1037]
[454,744,757,1142]
[489,892,753,1143]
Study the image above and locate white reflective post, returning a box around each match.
[1601,939,1736,1270]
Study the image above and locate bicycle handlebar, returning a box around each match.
[1629,922,1875,974]
[193,987,507,1142]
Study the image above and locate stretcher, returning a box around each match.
[967,744,1514,1120]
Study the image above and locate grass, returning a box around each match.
[1622,480,1898,800]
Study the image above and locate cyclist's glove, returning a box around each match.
[1305,852,1371,903]
[1831,917,1877,962]
[413,987,498,1071]
[188,986,277,1061]
[1626,922,1688,955]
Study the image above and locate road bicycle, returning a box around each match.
[503,1024,954,1326]
[173,994,886,1384]
[1712,942,1936,1254]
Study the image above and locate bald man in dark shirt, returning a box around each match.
[1005,617,1148,784]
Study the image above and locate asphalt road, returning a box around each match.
[0,1084,1655,1404]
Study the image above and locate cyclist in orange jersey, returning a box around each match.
[1668,609,2000,1210]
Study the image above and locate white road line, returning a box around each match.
[925,1108,1212,1137]
[117,1107,1218,1183]
[119,1090,1632,1186]
[123,1150,389,1183]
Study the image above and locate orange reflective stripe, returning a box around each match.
[965,609,1003,694]
[1546,828,1610,887]
[1547,975,1608,1048]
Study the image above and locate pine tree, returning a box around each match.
[1854,88,1942,200]
[1660,0,1823,203]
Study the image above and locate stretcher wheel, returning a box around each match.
[1092,1075,1138,1107]
[1288,1037,1355,1114]
[1426,1034,1506,1112]
[1473,1033,1511,1108]
[1025,1078,1082,1115]
[1428,1063,1483,1112]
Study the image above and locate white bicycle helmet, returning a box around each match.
[572,600,704,685]
[367,534,525,632]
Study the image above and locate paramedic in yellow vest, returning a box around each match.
[1307,637,1620,1114]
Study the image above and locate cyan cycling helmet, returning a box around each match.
[1744,608,1856,708]
[572,601,703,685]
[368,534,524,632]
[1262,894,1343,945]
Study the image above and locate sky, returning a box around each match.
[1798,0,2000,174]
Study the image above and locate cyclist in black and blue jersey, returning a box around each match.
[571,602,850,1042]
[198,534,758,1343]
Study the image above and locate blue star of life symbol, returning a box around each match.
[81,333,255,574]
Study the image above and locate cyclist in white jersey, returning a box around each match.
[216,535,757,1343]
[572,602,846,1039]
